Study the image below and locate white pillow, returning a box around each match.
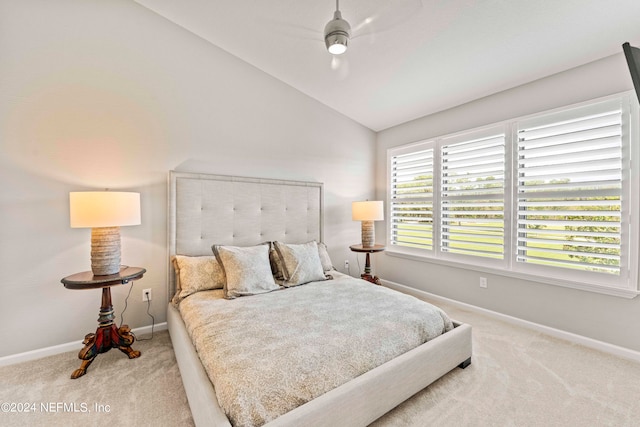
[273,241,326,287]
[212,244,280,299]
[172,255,225,304]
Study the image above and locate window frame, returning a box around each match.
[386,92,639,298]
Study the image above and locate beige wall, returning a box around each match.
[375,54,640,352]
[0,0,375,357]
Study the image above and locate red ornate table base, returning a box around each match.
[349,244,385,285]
[360,252,382,284]
[71,287,141,379]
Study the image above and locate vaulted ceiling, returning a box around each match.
[135,0,640,131]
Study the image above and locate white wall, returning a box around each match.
[4,0,636,359]
[376,54,640,352]
[0,0,375,357]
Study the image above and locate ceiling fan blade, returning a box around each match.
[330,55,350,79]
[351,0,423,39]
[274,20,323,42]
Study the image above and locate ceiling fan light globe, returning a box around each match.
[327,38,348,55]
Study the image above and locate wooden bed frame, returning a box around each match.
[166,171,472,426]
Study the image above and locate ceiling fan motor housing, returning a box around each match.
[324,10,351,54]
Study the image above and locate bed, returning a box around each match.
[166,171,472,427]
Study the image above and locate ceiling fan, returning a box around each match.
[324,0,351,55]
[322,0,423,56]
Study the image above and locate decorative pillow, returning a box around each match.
[317,242,334,271]
[273,241,326,287]
[269,244,286,281]
[212,244,280,299]
[172,255,225,304]
[270,241,334,278]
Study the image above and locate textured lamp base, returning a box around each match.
[361,220,375,248]
[91,227,121,276]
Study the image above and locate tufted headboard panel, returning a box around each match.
[167,171,323,299]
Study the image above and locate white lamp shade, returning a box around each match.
[352,201,384,221]
[70,192,141,228]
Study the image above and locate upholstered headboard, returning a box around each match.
[167,171,324,299]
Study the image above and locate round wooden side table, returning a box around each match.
[349,244,385,284]
[61,266,146,379]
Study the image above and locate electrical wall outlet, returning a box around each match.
[479,277,488,289]
[142,288,152,302]
[344,260,349,270]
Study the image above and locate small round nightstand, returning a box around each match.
[61,266,146,379]
[349,244,385,284]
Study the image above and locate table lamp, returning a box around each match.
[70,191,141,276]
[352,200,384,248]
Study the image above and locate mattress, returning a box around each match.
[177,272,454,427]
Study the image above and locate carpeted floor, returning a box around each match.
[0,329,193,427]
[1,298,639,427]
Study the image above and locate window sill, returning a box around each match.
[384,249,640,299]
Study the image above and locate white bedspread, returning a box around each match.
[178,273,453,427]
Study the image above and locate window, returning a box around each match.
[516,100,625,282]
[387,93,639,296]
[389,142,434,252]
[440,128,506,260]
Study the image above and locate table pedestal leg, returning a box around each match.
[71,287,141,379]
[361,252,381,285]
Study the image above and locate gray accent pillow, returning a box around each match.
[317,242,334,271]
[270,241,333,279]
[212,244,280,299]
[172,255,225,304]
[273,241,327,287]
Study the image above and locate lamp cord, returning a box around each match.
[119,281,134,327]
[135,298,155,341]
[120,282,155,341]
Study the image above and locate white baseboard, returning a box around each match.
[0,322,167,367]
[382,279,640,364]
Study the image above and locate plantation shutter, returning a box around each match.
[516,100,623,275]
[440,130,506,259]
[389,144,434,250]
